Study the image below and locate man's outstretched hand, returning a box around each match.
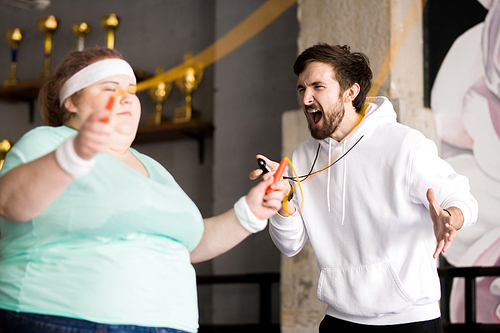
[427,188,463,259]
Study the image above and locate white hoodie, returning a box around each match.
[269,97,478,326]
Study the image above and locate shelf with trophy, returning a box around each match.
[135,55,214,163]
[0,15,150,120]
[0,139,11,171]
[0,15,61,122]
[0,15,213,160]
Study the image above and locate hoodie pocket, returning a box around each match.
[317,261,415,317]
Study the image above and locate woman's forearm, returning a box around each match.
[190,209,251,264]
[0,151,73,222]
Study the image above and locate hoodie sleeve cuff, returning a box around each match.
[444,200,477,230]
[269,209,303,231]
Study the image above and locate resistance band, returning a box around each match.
[282,157,304,215]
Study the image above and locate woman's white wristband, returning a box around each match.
[234,196,268,233]
[55,135,96,179]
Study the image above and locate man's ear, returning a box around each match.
[343,83,360,104]
[63,97,77,113]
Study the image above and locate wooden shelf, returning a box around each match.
[134,119,213,143]
[0,78,46,102]
[0,78,46,122]
[134,119,214,163]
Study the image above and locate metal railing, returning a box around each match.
[197,273,280,332]
[196,267,500,332]
[438,266,500,332]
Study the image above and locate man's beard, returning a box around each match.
[307,99,345,140]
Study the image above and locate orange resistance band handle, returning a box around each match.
[266,158,286,194]
[100,95,115,123]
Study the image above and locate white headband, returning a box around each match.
[59,58,136,107]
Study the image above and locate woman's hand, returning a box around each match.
[246,171,288,220]
[250,154,294,216]
[73,109,113,160]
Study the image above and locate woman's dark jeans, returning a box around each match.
[0,309,190,333]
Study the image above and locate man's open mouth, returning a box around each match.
[307,109,322,124]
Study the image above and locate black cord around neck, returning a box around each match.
[284,135,364,183]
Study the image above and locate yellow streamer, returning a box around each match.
[359,0,428,118]
[312,0,429,181]
[136,0,297,93]
[118,0,427,215]
[368,0,428,99]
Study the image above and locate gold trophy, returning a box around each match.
[173,52,203,123]
[147,66,172,125]
[0,140,11,171]
[4,28,23,86]
[101,14,120,49]
[38,15,59,78]
[72,22,91,51]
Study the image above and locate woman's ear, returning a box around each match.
[63,97,77,113]
[343,83,360,103]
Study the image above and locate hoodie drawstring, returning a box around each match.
[327,139,332,212]
[341,140,347,225]
[327,139,347,225]
[314,135,363,223]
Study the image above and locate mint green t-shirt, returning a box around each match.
[0,126,204,332]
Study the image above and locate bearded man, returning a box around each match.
[258,44,478,333]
